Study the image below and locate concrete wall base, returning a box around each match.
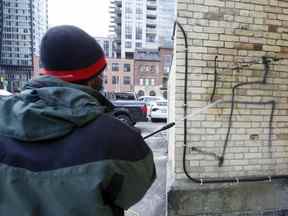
[168,179,288,216]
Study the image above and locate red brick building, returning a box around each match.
[159,45,173,98]
[133,49,162,97]
[103,58,134,92]
[103,48,173,96]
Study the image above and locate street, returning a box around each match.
[126,121,168,216]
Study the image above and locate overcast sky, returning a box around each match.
[48,0,111,37]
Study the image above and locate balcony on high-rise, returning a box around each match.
[147,9,157,17]
[110,5,122,15]
[147,0,157,8]
[146,19,157,26]
[110,15,121,24]
[109,25,121,35]
[110,0,122,7]
[146,27,157,34]
[109,24,121,33]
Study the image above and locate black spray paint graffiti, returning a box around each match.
[191,56,278,167]
[174,20,288,183]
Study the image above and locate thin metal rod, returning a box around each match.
[144,100,223,140]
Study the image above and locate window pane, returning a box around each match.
[104,75,108,84]
[145,79,149,86]
[103,41,110,57]
[125,41,132,48]
[112,76,117,84]
[136,25,142,40]
[123,76,131,85]
[124,64,131,72]
[112,76,119,84]
[112,63,119,71]
[125,22,132,39]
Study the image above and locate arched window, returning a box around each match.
[138,90,145,97]
[149,90,156,96]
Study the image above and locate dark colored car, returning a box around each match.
[103,92,148,126]
[112,100,148,124]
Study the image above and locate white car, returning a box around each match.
[0,89,12,96]
[150,100,168,122]
[138,96,164,115]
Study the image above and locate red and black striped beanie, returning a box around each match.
[40,25,107,82]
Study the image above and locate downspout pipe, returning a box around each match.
[174,21,190,184]
[174,20,288,184]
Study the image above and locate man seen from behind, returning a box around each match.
[0,25,156,216]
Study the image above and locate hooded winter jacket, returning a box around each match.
[0,76,156,216]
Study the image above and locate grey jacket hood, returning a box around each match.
[0,76,111,142]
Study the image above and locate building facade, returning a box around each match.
[169,0,288,215]
[110,0,175,59]
[0,0,48,91]
[134,49,162,97]
[159,45,173,98]
[95,36,117,58]
[109,0,122,58]
[157,0,176,46]
[103,58,134,92]
[96,36,173,96]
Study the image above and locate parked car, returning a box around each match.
[138,96,164,115]
[0,89,12,96]
[112,100,148,124]
[103,92,148,126]
[150,100,168,122]
[107,92,138,101]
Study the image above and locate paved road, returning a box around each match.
[126,121,168,216]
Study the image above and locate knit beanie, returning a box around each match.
[40,25,107,82]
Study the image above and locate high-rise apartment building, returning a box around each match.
[109,0,122,58]
[0,0,48,91]
[95,36,117,58]
[158,0,176,46]
[95,36,134,93]
[110,0,175,59]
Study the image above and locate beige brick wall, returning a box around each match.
[170,0,288,180]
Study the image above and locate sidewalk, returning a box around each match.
[126,122,168,216]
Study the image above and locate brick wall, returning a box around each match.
[134,60,163,96]
[103,58,134,92]
[170,0,288,180]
